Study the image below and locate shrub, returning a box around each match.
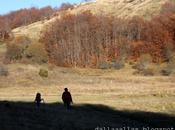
[98,59,125,70]
[0,65,9,76]
[161,69,172,76]
[98,62,111,69]
[129,61,135,65]
[163,44,175,62]
[168,53,175,65]
[25,43,48,64]
[5,36,48,64]
[133,54,152,70]
[168,61,175,74]
[133,67,155,76]
[6,36,31,61]
[142,68,154,76]
[39,69,48,78]
[111,60,125,70]
[161,57,175,76]
[133,54,154,76]
[6,43,24,60]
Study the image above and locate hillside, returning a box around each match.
[12,0,169,41]
[12,18,57,41]
[70,0,168,18]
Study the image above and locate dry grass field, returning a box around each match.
[0,42,175,129]
[71,0,168,19]
[0,63,175,115]
[0,63,175,129]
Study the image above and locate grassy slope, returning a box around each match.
[12,0,169,42]
[71,0,168,18]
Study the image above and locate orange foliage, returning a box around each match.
[0,16,11,40]
[41,8,175,67]
[2,6,56,29]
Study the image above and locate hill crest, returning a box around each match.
[12,0,169,40]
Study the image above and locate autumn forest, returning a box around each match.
[1,1,175,68]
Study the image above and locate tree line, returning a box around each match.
[0,3,76,41]
[40,1,175,68]
[0,6,56,40]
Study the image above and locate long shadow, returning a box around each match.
[0,101,174,130]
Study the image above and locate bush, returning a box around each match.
[5,36,48,64]
[133,54,154,76]
[39,69,48,78]
[160,46,175,75]
[0,65,9,76]
[6,36,31,61]
[25,43,48,64]
[161,58,175,76]
[133,67,154,76]
[129,61,135,65]
[142,68,154,76]
[98,62,111,69]
[161,69,172,76]
[111,59,125,70]
[163,44,175,62]
[134,54,152,71]
[98,58,125,70]
[6,43,24,60]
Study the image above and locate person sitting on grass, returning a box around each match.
[35,92,44,108]
[62,88,73,109]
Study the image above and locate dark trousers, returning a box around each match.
[64,102,71,109]
[36,101,41,108]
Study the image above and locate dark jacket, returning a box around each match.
[35,93,42,103]
[62,91,72,103]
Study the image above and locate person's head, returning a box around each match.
[36,92,41,97]
[64,88,68,92]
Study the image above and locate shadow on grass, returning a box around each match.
[0,101,174,130]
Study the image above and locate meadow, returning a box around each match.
[0,44,175,129]
[0,63,175,129]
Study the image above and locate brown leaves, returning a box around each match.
[40,2,175,68]
[41,10,175,67]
